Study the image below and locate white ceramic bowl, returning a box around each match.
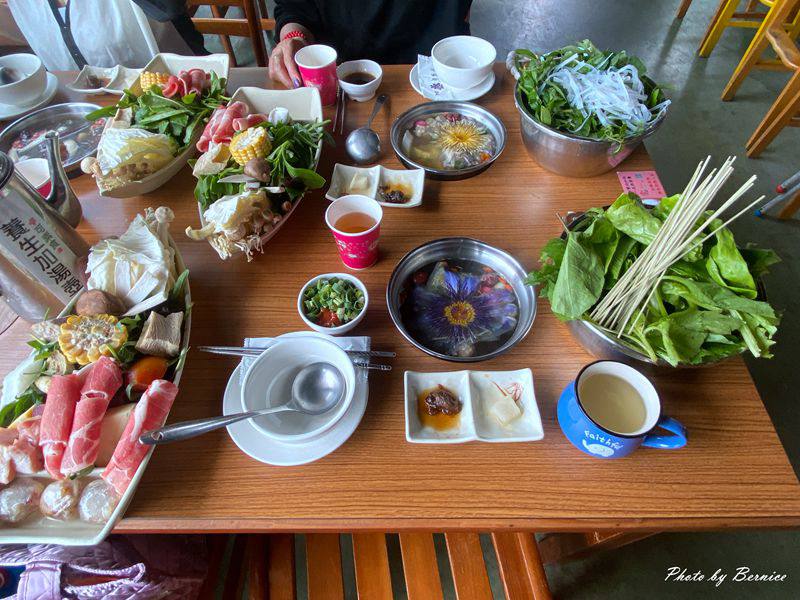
[298,273,368,335]
[431,36,496,90]
[241,337,356,442]
[336,60,383,102]
[0,54,46,107]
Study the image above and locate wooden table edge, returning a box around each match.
[114,515,800,534]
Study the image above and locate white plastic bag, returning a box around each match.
[7,0,192,70]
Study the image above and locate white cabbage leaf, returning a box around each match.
[87,206,177,315]
[97,126,178,175]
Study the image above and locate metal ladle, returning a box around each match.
[345,93,388,164]
[138,362,345,445]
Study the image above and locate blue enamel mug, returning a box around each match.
[557,360,687,459]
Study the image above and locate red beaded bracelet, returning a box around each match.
[281,30,307,42]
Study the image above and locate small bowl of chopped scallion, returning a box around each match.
[298,274,368,334]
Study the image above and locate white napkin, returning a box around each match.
[239,335,371,387]
[417,54,457,100]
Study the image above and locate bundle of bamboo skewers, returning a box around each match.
[589,156,765,336]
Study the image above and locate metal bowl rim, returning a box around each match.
[562,209,767,368]
[389,101,507,178]
[513,84,667,146]
[0,102,103,170]
[386,236,536,362]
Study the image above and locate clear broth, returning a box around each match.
[398,258,519,358]
[402,112,497,171]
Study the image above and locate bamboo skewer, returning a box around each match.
[588,157,761,336]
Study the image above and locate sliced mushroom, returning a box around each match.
[30,320,62,344]
[44,351,73,376]
[135,311,183,358]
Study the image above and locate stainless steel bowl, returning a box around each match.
[387,237,536,362]
[389,101,506,180]
[513,85,667,178]
[561,210,767,369]
[0,102,102,172]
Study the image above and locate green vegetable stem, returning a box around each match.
[527,193,780,366]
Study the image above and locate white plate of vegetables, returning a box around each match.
[298,274,368,335]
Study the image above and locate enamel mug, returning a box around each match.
[557,360,687,459]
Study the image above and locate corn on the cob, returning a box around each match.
[229,128,271,166]
[139,71,169,92]
[58,315,128,366]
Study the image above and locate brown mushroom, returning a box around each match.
[75,290,125,317]
[243,157,270,182]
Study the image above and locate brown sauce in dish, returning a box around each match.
[378,181,413,204]
[417,385,462,431]
[342,72,376,85]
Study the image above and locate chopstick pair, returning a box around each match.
[333,87,347,134]
[198,345,393,371]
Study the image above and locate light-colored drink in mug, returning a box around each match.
[579,373,647,435]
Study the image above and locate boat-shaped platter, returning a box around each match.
[193,86,324,259]
[93,53,230,198]
[0,213,191,545]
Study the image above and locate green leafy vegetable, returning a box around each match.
[0,386,43,428]
[86,72,229,149]
[528,193,780,366]
[194,118,330,212]
[193,165,245,211]
[513,40,668,145]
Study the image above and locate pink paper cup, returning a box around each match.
[325,195,384,270]
[295,44,338,106]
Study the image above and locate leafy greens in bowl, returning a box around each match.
[512,40,670,145]
[527,194,780,367]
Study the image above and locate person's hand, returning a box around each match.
[269,36,308,89]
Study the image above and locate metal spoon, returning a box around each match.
[345,93,388,164]
[138,362,345,445]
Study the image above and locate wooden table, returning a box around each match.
[2,66,800,535]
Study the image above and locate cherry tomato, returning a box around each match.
[125,356,169,391]
[318,308,341,328]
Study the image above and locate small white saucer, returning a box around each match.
[224,332,368,466]
[409,64,496,102]
[0,73,59,120]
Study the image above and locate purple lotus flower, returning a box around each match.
[412,268,518,356]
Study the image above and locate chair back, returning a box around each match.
[188,0,275,67]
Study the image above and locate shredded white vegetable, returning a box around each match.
[542,54,671,134]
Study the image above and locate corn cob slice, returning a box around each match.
[229,128,271,166]
[139,71,169,92]
[58,315,128,366]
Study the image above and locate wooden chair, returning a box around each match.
[538,532,657,565]
[188,0,275,68]
[777,189,800,217]
[213,532,552,599]
[677,0,694,19]
[697,0,800,57]
[739,0,800,155]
